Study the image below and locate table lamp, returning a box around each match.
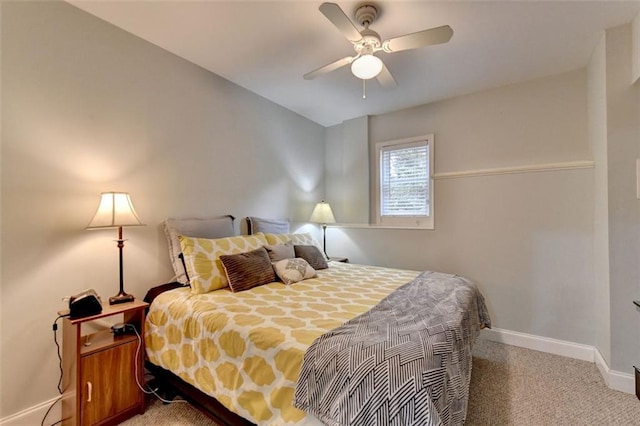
[87,192,145,304]
[309,200,336,257]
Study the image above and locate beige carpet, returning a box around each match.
[123,340,640,425]
[467,339,640,425]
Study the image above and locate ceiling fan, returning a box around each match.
[304,2,453,89]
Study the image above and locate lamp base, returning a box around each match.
[109,292,135,305]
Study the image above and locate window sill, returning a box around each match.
[328,223,434,231]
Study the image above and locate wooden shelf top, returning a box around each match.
[81,329,139,356]
[59,299,148,324]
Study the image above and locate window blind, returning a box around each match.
[380,142,429,216]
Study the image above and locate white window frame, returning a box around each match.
[374,134,434,229]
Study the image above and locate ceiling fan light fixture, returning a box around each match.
[351,54,383,80]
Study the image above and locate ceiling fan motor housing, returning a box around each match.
[355,4,378,27]
[354,5,381,55]
[355,28,381,54]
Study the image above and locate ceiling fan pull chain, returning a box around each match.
[362,79,366,99]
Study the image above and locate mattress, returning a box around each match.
[145,261,419,425]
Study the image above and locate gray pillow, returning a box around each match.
[163,216,235,283]
[294,245,329,270]
[264,241,295,262]
[246,216,290,235]
[219,247,276,293]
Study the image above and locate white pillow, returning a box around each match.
[272,258,317,285]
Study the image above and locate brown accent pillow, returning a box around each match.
[264,241,295,262]
[294,245,329,270]
[219,247,276,292]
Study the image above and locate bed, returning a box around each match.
[145,218,490,425]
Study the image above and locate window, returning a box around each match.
[375,135,434,229]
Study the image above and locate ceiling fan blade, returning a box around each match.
[376,62,397,88]
[383,25,453,53]
[319,2,363,43]
[304,56,354,80]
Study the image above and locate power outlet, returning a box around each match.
[111,323,137,335]
[111,323,126,335]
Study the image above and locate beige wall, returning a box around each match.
[325,116,369,224]
[0,1,324,418]
[587,33,611,365]
[633,13,640,84]
[604,24,640,372]
[326,70,597,345]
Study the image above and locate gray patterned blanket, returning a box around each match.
[293,271,491,426]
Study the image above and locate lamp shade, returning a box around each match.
[87,192,144,229]
[351,54,383,80]
[309,201,336,224]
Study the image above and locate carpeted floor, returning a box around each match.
[467,339,640,425]
[122,340,640,425]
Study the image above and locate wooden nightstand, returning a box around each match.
[60,299,148,426]
[329,257,349,263]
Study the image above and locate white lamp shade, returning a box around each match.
[351,54,383,80]
[87,192,144,229]
[309,201,336,224]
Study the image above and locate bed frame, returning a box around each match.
[146,360,255,426]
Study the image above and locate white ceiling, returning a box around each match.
[68,1,640,127]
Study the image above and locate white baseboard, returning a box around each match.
[480,327,595,361]
[0,396,60,426]
[480,327,635,394]
[594,347,635,394]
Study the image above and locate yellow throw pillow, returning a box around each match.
[263,233,326,259]
[179,233,268,294]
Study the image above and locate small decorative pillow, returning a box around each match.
[264,232,328,260]
[179,233,268,294]
[264,241,295,262]
[272,258,317,285]
[294,245,329,270]
[219,247,276,292]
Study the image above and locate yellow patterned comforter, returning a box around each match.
[145,262,419,425]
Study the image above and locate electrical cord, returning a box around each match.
[128,324,188,405]
[52,315,68,393]
[41,314,69,426]
[40,396,63,426]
